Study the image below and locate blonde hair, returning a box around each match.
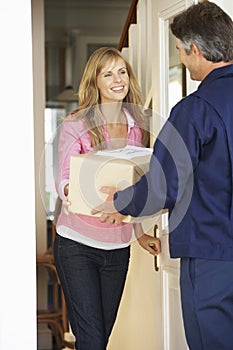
[71,47,148,149]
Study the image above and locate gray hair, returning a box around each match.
[171,1,233,62]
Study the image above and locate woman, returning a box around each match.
[54,47,161,350]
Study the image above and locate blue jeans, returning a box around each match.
[54,234,130,350]
[180,258,233,350]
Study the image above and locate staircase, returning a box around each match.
[118,0,153,111]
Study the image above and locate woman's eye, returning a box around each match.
[104,73,112,77]
[120,70,126,75]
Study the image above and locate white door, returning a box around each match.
[151,0,197,349]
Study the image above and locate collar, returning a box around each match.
[122,107,136,130]
[198,63,233,90]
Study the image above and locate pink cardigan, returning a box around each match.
[56,108,143,244]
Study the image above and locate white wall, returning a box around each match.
[0,0,37,348]
[215,0,233,17]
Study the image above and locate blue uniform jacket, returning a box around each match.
[114,64,233,260]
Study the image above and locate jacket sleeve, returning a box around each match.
[114,136,180,217]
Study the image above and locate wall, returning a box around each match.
[215,0,233,16]
[44,0,132,97]
[0,0,37,348]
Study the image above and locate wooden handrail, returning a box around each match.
[118,0,138,51]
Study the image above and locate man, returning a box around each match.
[93,2,233,349]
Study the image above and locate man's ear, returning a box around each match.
[190,43,202,56]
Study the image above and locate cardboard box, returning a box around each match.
[68,146,152,221]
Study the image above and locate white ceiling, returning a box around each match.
[44,0,132,45]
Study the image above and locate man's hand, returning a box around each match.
[91,186,127,225]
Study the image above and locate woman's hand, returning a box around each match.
[134,223,161,256]
[137,234,161,256]
[63,184,71,214]
[64,184,69,196]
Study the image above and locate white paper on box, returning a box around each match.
[96,145,153,159]
[68,146,152,221]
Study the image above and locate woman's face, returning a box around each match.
[96,57,129,103]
